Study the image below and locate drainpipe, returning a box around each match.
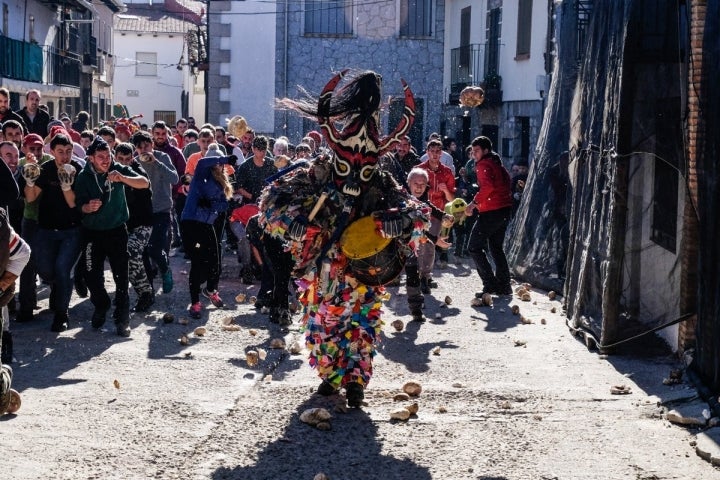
[283,0,288,135]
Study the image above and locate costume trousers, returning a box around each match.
[128,225,153,295]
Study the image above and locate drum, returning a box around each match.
[339,216,405,286]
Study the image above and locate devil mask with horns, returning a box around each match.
[301,69,416,196]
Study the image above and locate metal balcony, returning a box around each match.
[451,44,487,94]
[450,43,503,106]
[0,35,82,88]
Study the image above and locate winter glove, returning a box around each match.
[286,218,307,242]
[22,163,41,188]
[139,152,156,163]
[57,164,76,192]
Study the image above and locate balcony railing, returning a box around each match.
[0,35,44,83]
[0,35,82,88]
[450,43,503,106]
[451,44,487,94]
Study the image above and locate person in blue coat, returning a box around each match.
[180,154,237,318]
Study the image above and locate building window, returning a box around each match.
[154,110,177,125]
[485,7,501,75]
[516,0,532,59]
[400,0,432,37]
[135,52,157,76]
[304,0,353,36]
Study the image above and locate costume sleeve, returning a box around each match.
[6,228,30,276]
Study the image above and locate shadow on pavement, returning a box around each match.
[211,394,433,480]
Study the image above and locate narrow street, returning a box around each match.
[2,252,718,480]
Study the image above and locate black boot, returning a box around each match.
[420,277,430,294]
[345,382,365,408]
[317,380,338,396]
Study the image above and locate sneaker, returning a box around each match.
[116,323,131,337]
[133,292,155,312]
[188,302,202,319]
[91,309,108,329]
[345,382,364,408]
[495,285,513,295]
[202,288,224,308]
[427,278,439,289]
[51,313,69,333]
[162,270,174,294]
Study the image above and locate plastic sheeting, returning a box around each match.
[507,0,695,349]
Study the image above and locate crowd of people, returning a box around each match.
[0,80,527,409]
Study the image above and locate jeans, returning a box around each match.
[34,227,82,315]
[467,207,512,292]
[144,211,172,279]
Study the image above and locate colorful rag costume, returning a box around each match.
[259,70,429,404]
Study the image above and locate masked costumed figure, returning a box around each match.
[259,70,429,407]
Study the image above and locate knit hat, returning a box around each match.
[86,136,109,156]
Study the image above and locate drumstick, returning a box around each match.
[308,192,329,221]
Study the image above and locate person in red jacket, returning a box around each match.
[464,136,514,296]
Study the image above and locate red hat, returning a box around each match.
[49,125,69,139]
[23,133,44,147]
[308,130,322,145]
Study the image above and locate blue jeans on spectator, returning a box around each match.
[34,227,82,316]
[144,211,172,280]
